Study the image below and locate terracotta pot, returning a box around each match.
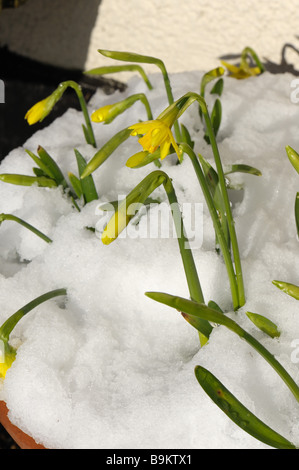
[0,401,46,449]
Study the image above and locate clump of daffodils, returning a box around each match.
[3,44,296,451]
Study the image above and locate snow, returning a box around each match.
[0,70,299,449]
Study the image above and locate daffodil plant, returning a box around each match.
[2,45,288,449]
[25,80,97,148]
[0,213,52,244]
[85,64,153,90]
[221,46,265,79]
[0,145,98,211]
[144,292,298,449]
[0,289,67,379]
[199,66,225,143]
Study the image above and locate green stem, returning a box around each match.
[0,213,52,244]
[164,180,205,305]
[180,144,239,310]
[241,47,265,73]
[148,293,299,405]
[66,81,97,148]
[227,318,299,403]
[172,91,245,307]
[138,94,153,120]
[156,61,182,145]
[203,110,245,307]
[0,288,67,343]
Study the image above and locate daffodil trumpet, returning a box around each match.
[100,170,211,345]
[127,99,187,163]
[0,213,52,244]
[91,93,153,124]
[0,288,67,379]
[25,81,96,148]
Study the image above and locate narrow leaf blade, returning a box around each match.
[272,280,299,300]
[81,128,131,178]
[75,149,98,203]
[195,365,296,449]
[224,164,262,177]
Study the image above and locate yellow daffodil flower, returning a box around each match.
[128,119,181,161]
[221,60,261,80]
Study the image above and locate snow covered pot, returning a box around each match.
[1,46,299,449]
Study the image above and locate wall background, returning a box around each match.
[0,0,298,79]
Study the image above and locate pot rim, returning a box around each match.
[0,400,46,449]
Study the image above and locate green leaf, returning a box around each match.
[32,167,49,178]
[195,366,296,449]
[68,172,83,199]
[210,78,224,96]
[147,291,299,405]
[85,64,153,90]
[25,149,56,179]
[180,124,194,149]
[224,164,262,177]
[82,124,93,146]
[0,174,57,188]
[145,291,215,340]
[0,213,52,244]
[286,145,299,174]
[200,67,225,97]
[37,146,67,188]
[246,311,280,338]
[272,280,299,301]
[74,149,98,203]
[0,289,67,343]
[101,170,169,245]
[295,192,299,237]
[210,98,222,138]
[208,300,224,314]
[98,49,163,67]
[198,154,230,249]
[81,128,131,179]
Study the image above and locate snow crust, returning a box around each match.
[1,70,299,449]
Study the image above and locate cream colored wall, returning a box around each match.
[86,0,299,77]
[0,0,298,79]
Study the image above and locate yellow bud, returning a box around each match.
[0,347,16,379]
[91,105,114,123]
[25,98,50,125]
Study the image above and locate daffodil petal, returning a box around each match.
[221,61,240,74]
[160,140,171,160]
